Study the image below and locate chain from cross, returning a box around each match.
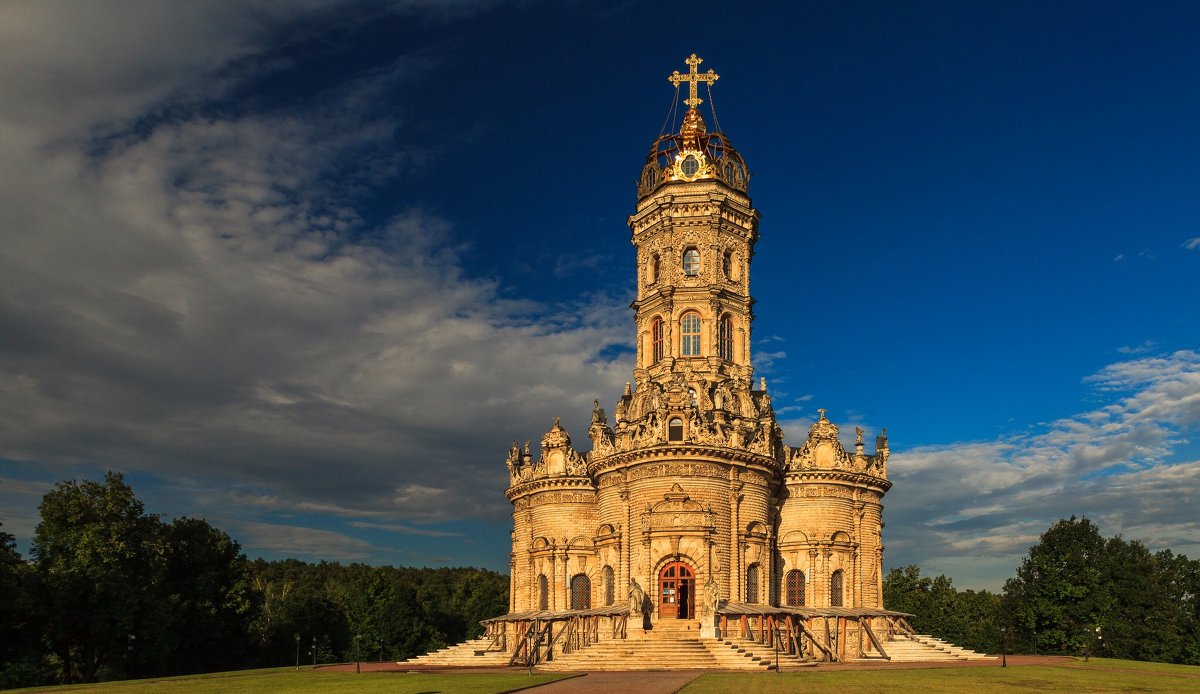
[668,54,719,109]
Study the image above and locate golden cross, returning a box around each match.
[668,54,719,109]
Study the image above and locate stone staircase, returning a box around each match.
[710,636,816,670]
[866,634,995,662]
[399,637,511,667]
[538,620,776,671]
[400,626,995,670]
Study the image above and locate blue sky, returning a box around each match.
[1,0,1197,590]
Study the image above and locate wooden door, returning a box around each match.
[658,562,695,619]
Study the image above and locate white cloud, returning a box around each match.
[234,521,377,562]
[350,521,462,537]
[0,0,632,559]
[1182,237,1200,251]
[1116,339,1158,355]
[886,350,1200,589]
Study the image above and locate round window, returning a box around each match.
[681,155,699,177]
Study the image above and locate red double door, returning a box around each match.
[658,562,695,619]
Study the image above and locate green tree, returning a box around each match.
[883,565,932,621]
[1002,516,1109,655]
[0,520,53,688]
[1157,549,1200,665]
[159,518,256,674]
[883,565,1000,653]
[32,472,165,683]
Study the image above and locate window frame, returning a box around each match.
[719,314,733,362]
[570,573,592,610]
[746,563,760,604]
[651,317,664,363]
[668,417,684,442]
[785,569,805,607]
[682,247,700,276]
[680,312,701,356]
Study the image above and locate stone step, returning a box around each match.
[851,635,996,663]
[538,634,727,672]
[401,637,510,667]
[403,629,997,670]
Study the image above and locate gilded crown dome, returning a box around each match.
[637,54,749,200]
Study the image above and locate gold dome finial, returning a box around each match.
[668,53,719,110]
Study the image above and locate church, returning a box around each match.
[505,53,889,626]
[422,56,993,669]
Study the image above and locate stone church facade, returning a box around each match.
[503,55,891,636]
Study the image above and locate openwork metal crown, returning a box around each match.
[638,54,749,200]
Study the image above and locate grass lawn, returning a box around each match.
[683,659,1200,694]
[13,658,1200,693]
[12,667,569,694]
[1074,657,1200,674]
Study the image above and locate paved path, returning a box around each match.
[518,672,701,694]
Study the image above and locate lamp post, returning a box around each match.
[294,633,300,670]
[311,636,317,668]
[1000,626,1007,668]
[354,634,361,674]
[1096,626,1102,659]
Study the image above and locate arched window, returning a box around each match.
[723,161,739,186]
[786,570,805,607]
[722,250,733,279]
[570,574,591,610]
[680,312,701,356]
[668,417,684,442]
[537,574,548,611]
[830,569,844,607]
[682,247,700,276]
[649,254,660,284]
[746,563,760,604]
[603,566,615,606]
[719,315,733,361]
[651,317,664,363]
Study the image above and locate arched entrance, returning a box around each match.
[658,561,695,619]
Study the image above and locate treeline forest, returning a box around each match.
[884,516,1200,665]
[0,473,507,688]
[2,474,1198,688]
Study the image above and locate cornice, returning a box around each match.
[589,444,780,477]
[505,475,597,502]
[784,469,892,494]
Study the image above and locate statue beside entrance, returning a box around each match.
[702,576,720,617]
[628,579,645,617]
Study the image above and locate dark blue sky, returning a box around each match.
[1,1,1198,588]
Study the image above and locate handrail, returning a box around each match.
[612,614,627,640]
[553,617,574,653]
[796,620,839,662]
[508,621,539,667]
[484,625,506,653]
[861,620,890,660]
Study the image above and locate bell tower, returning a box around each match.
[628,53,760,425]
